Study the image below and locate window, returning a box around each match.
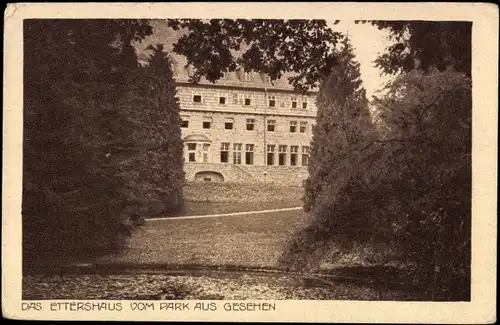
[219,96,226,105]
[202,144,210,162]
[187,143,197,162]
[267,145,275,166]
[246,118,255,131]
[302,98,308,109]
[265,75,271,83]
[220,142,230,163]
[289,121,297,133]
[300,121,307,133]
[291,96,298,109]
[245,144,254,165]
[278,145,287,166]
[244,72,251,81]
[267,119,276,132]
[302,146,310,166]
[193,94,202,103]
[244,95,252,106]
[202,117,212,129]
[224,118,234,130]
[268,95,276,107]
[290,146,299,166]
[233,143,242,164]
[181,116,189,128]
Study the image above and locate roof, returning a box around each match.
[134,20,318,94]
[138,52,317,94]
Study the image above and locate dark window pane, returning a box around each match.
[219,97,226,104]
[279,153,286,166]
[245,152,254,165]
[267,125,275,132]
[193,95,202,103]
[302,154,309,166]
[245,98,251,106]
[203,121,211,129]
[220,151,229,163]
[188,153,196,162]
[290,154,297,166]
[267,153,274,165]
[269,100,275,107]
[225,122,233,130]
[181,120,189,128]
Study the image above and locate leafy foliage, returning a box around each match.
[357,21,472,76]
[370,70,471,300]
[167,19,343,92]
[23,19,156,266]
[282,24,471,300]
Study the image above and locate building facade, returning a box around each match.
[175,67,318,186]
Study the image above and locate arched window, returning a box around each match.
[183,134,212,163]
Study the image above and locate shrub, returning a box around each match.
[22,20,155,267]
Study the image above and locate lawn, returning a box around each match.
[97,209,312,269]
[181,200,302,216]
[168,182,304,216]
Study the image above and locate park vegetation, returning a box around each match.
[23,20,184,268]
[23,19,472,301]
[166,19,471,300]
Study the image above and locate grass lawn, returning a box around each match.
[146,182,305,217]
[181,200,303,216]
[97,209,312,269]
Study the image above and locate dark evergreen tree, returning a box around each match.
[304,37,373,216]
[120,44,185,216]
[23,19,153,268]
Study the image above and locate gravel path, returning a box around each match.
[23,272,411,300]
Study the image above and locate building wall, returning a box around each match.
[177,81,318,185]
[184,162,310,186]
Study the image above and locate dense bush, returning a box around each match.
[23,20,184,267]
[283,48,471,300]
[371,70,471,300]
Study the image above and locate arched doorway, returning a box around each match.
[194,171,224,182]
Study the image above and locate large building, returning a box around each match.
[172,61,318,186]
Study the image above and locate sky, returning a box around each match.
[136,20,395,99]
[333,21,394,98]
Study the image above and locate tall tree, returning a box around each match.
[304,37,372,216]
[167,19,343,92]
[23,19,153,267]
[370,69,471,300]
[119,44,185,217]
[358,21,472,76]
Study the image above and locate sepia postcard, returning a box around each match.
[2,2,498,323]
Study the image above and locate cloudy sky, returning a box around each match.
[136,20,395,98]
